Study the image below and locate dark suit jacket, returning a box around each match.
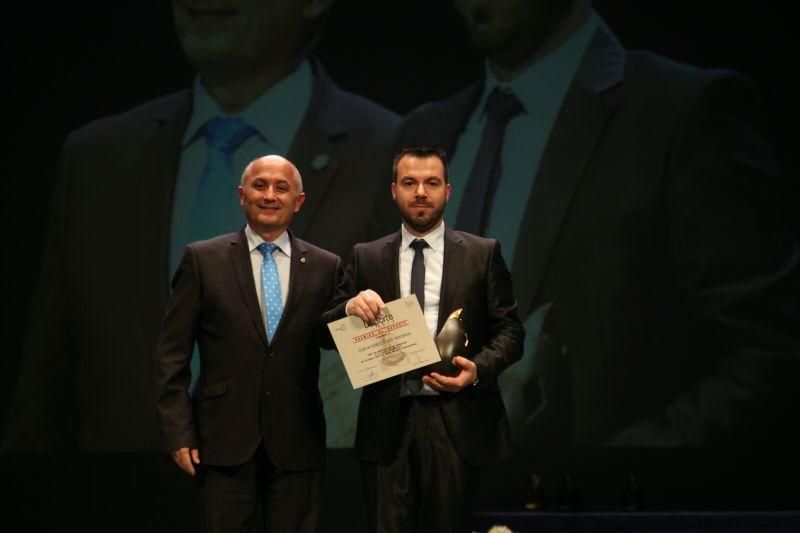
[396,24,800,446]
[155,229,340,469]
[324,227,525,466]
[2,62,400,453]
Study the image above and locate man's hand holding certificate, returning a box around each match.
[327,294,441,389]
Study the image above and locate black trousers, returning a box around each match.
[362,396,479,533]
[196,442,323,533]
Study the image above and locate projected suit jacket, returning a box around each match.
[395,23,800,447]
[3,65,400,452]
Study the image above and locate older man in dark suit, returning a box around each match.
[156,155,341,532]
[325,146,525,532]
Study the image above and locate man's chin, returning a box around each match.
[404,216,438,235]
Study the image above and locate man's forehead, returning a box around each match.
[247,162,294,181]
[399,155,443,172]
[249,171,292,181]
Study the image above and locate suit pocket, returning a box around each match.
[197,381,228,400]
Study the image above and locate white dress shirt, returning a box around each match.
[245,225,291,325]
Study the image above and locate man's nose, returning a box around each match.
[415,183,427,197]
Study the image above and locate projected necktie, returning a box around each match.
[188,116,256,243]
[257,242,284,342]
[455,87,524,235]
[403,238,429,394]
[186,117,256,389]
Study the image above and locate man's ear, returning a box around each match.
[294,192,307,213]
[303,0,334,19]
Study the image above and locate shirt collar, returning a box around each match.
[478,10,599,119]
[245,225,292,258]
[182,59,313,153]
[400,220,445,254]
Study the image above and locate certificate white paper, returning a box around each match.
[327,295,442,389]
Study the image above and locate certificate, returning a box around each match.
[327,295,442,389]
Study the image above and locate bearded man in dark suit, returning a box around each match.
[325,146,525,532]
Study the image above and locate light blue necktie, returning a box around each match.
[257,242,284,341]
[187,116,257,244]
[186,117,256,392]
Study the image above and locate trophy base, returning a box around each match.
[425,358,460,378]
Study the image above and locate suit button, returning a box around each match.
[263,388,270,396]
[267,351,274,358]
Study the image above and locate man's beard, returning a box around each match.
[399,201,446,235]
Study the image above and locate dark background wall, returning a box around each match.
[1,1,797,530]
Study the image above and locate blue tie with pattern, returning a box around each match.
[257,242,284,342]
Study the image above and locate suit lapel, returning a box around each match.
[382,232,402,301]
[511,24,624,318]
[230,229,269,346]
[136,90,191,333]
[438,228,465,331]
[270,232,308,344]
[288,63,345,239]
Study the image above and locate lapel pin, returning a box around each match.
[310,153,329,171]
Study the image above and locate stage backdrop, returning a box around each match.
[2,1,798,529]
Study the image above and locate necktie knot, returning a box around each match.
[483,87,524,126]
[410,239,429,253]
[257,242,279,257]
[202,116,256,153]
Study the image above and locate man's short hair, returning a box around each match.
[392,146,449,183]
